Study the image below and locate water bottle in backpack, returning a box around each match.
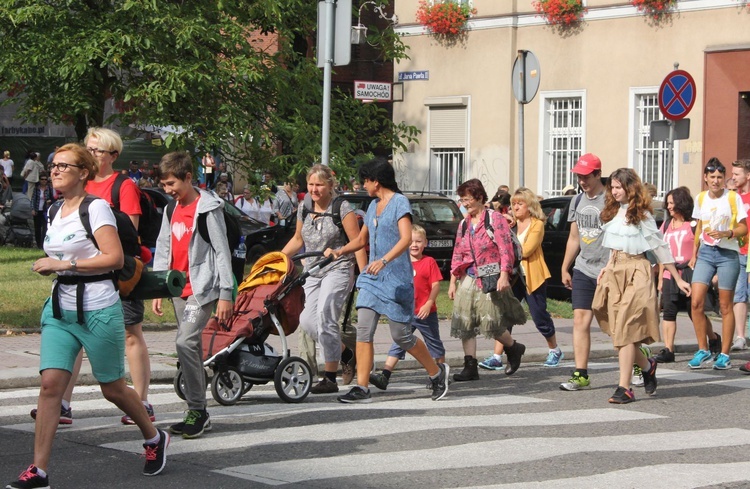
[233,235,247,261]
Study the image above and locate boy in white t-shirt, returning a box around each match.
[688,158,748,370]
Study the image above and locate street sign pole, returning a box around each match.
[321,0,335,166]
[317,0,351,166]
[512,50,540,189]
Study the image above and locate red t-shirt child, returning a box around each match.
[170,197,200,298]
[412,255,443,315]
[85,173,142,216]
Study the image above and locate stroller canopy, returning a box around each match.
[238,251,293,292]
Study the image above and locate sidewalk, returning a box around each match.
[0,314,707,390]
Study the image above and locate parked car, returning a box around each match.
[539,195,664,301]
[141,187,294,265]
[337,191,463,277]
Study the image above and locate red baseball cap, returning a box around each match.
[571,153,602,175]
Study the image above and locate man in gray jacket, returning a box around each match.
[152,151,234,439]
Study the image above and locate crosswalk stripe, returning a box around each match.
[4,386,547,433]
[103,407,660,455]
[654,368,720,381]
[213,428,750,485]
[707,377,750,389]
[459,461,750,489]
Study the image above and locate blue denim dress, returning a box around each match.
[355,193,414,323]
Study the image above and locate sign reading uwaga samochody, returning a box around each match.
[354,81,391,101]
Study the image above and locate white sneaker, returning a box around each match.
[731,337,747,351]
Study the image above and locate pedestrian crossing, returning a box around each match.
[3,362,750,488]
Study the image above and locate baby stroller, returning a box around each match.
[3,192,34,247]
[173,251,332,405]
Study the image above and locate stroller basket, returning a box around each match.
[202,252,304,361]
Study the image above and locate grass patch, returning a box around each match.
[0,246,176,331]
[1,246,572,331]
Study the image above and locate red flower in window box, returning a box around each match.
[416,0,477,39]
[533,0,586,27]
[631,0,677,21]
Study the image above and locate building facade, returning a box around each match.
[391,0,750,198]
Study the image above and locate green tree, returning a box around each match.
[0,0,417,180]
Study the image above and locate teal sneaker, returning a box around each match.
[688,349,713,369]
[544,349,564,367]
[559,371,590,391]
[713,353,731,370]
[478,355,503,370]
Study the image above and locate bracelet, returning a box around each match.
[381,257,388,266]
[730,229,735,239]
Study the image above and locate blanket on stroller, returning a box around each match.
[202,252,305,360]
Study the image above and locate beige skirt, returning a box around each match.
[450,275,527,340]
[592,252,660,348]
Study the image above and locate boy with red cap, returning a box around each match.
[559,154,609,391]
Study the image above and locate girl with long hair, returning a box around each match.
[593,168,690,404]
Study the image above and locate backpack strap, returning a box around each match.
[483,209,496,243]
[729,190,738,229]
[197,213,212,247]
[694,191,707,246]
[111,173,128,211]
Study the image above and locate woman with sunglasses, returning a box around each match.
[688,158,748,370]
[8,144,168,489]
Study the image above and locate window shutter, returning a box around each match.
[430,107,467,148]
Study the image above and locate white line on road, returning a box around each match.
[104,407,658,455]
[213,428,750,485]
[458,461,750,489]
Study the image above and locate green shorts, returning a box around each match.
[39,298,125,384]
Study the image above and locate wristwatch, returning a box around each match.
[70,259,78,271]
[381,258,388,266]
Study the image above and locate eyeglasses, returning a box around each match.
[49,162,84,172]
[705,165,726,174]
[458,197,475,204]
[86,147,117,157]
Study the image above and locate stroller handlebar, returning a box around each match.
[291,251,335,279]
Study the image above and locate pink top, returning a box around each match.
[661,220,694,279]
[451,209,515,288]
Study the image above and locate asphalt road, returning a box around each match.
[3,352,750,489]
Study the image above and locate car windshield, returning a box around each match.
[411,199,462,224]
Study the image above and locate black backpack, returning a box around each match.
[48,195,144,298]
[300,193,348,237]
[112,173,161,248]
[461,210,524,283]
[166,199,241,252]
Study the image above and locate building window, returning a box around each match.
[539,92,585,197]
[425,96,469,197]
[432,148,465,196]
[632,92,674,199]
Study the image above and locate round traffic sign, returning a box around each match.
[658,70,696,121]
[512,50,541,104]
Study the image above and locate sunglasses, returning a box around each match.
[704,165,726,174]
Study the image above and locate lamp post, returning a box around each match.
[351,1,398,45]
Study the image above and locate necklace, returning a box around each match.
[374,192,393,228]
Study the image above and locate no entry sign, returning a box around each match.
[658,70,696,121]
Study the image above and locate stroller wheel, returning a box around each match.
[243,382,253,395]
[174,367,209,401]
[274,356,312,403]
[211,367,244,406]
[173,369,186,400]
